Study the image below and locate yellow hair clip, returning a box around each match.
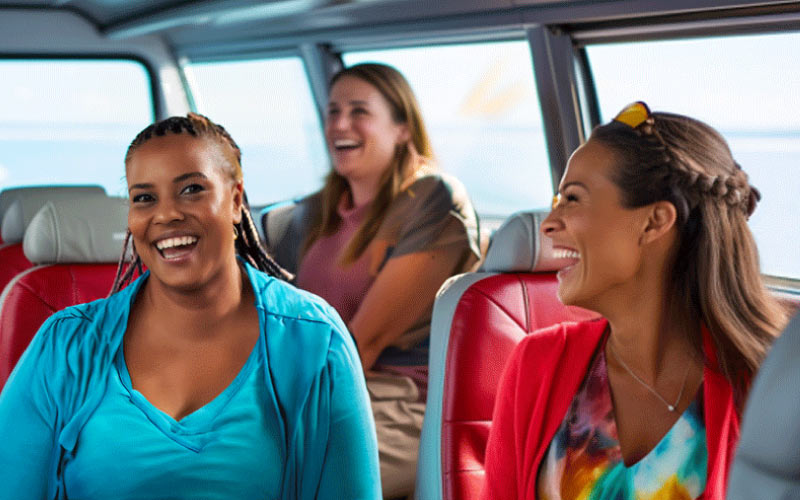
[613,101,651,128]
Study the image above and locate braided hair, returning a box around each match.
[111,113,291,294]
[591,111,788,407]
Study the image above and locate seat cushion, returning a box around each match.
[440,272,597,500]
[0,244,32,296]
[0,264,118,388]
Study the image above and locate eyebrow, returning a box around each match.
[128,172,208,192]
[559,181,589,193]
[328,99,368,108]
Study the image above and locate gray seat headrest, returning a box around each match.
[480,210,571,273]
[23,196,129,264]
[0,185,107,243]
[262,201,298,249]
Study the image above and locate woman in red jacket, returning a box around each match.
[481,102,789,500]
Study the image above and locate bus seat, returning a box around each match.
[249,205,267,242]
[729,311,800,499]
[0,195,128,388]
[0,187,108,296]
[416,210,599,500]
[0,185,105,245]
[260,199,303,273]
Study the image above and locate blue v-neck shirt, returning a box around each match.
[0,262,381,499]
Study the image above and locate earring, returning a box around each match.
[233,225,239,240]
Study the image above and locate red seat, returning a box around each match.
[0,244,31,298]
[0,186,107,293]
[0,195,128,388]
[0,265,119,385]
[417,210,599,500]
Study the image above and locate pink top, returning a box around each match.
[296,196,374,324]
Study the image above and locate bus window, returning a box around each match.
[0,59,153,197]
[184,57,328,206]
[587,33,800,280]
[344,41,552,221]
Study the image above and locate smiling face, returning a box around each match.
[541,139,655,310]
[325,75,409,188]
[126,133,243,293]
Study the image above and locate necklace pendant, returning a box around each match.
[668,404,675,412]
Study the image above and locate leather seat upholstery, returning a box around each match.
[0,185,105,245]
[0,186,107,294]
[0,195,127,388]
[416,210,599,500]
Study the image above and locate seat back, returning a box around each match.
[0,195,128,388]
[0,185,105,245]
[729,311,800,499]
[0,186,107,293]
[260,199,303,274]
[417,210,599,500]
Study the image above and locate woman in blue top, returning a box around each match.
[0,113,381,499]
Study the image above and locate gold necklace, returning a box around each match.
[607,342,691,412]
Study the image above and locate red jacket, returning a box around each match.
[481,318,740,500]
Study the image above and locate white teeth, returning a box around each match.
[553,248,580,260]
[334,139,360,148]
[155,236,198,250]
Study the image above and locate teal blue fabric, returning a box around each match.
[0,262,381,499]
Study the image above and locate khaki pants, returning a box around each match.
[367,372,426,500]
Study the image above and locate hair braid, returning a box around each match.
[110,229,144,295]
[591,110,789,408]
[635,116,758,218]
[111,113,291,295]
[235,193,294,281]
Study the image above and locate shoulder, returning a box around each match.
[402,173,471,210]
[246,266,363,415]
[511,318,607,371]
[249,266,345,330]
[13,287,132,393]
[387,172,476,229]
[31,285,132,356]
[247,265,354,371]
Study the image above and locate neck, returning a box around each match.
[140,259,249,339]
[346,176,380,208]
[595,275,698,382]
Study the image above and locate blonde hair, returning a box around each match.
[304,63,434,265]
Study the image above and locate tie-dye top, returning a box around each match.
[537,345,707,500]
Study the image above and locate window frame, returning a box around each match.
[0,54,158,196]
[0,53,159,120]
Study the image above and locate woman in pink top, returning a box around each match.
[265,63,480,498]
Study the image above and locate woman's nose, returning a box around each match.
[540,211,560,236]
[328,113,349,131]
[153,199,183,224]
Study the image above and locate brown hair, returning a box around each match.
[111,113,291,293]
[304,63,434,265]
[591,112,789,404]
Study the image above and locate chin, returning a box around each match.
[557,288,576,306]
[153,274,205,293]
[332,162,356,178]
[145,262,207,291]
[556,284,588,308]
